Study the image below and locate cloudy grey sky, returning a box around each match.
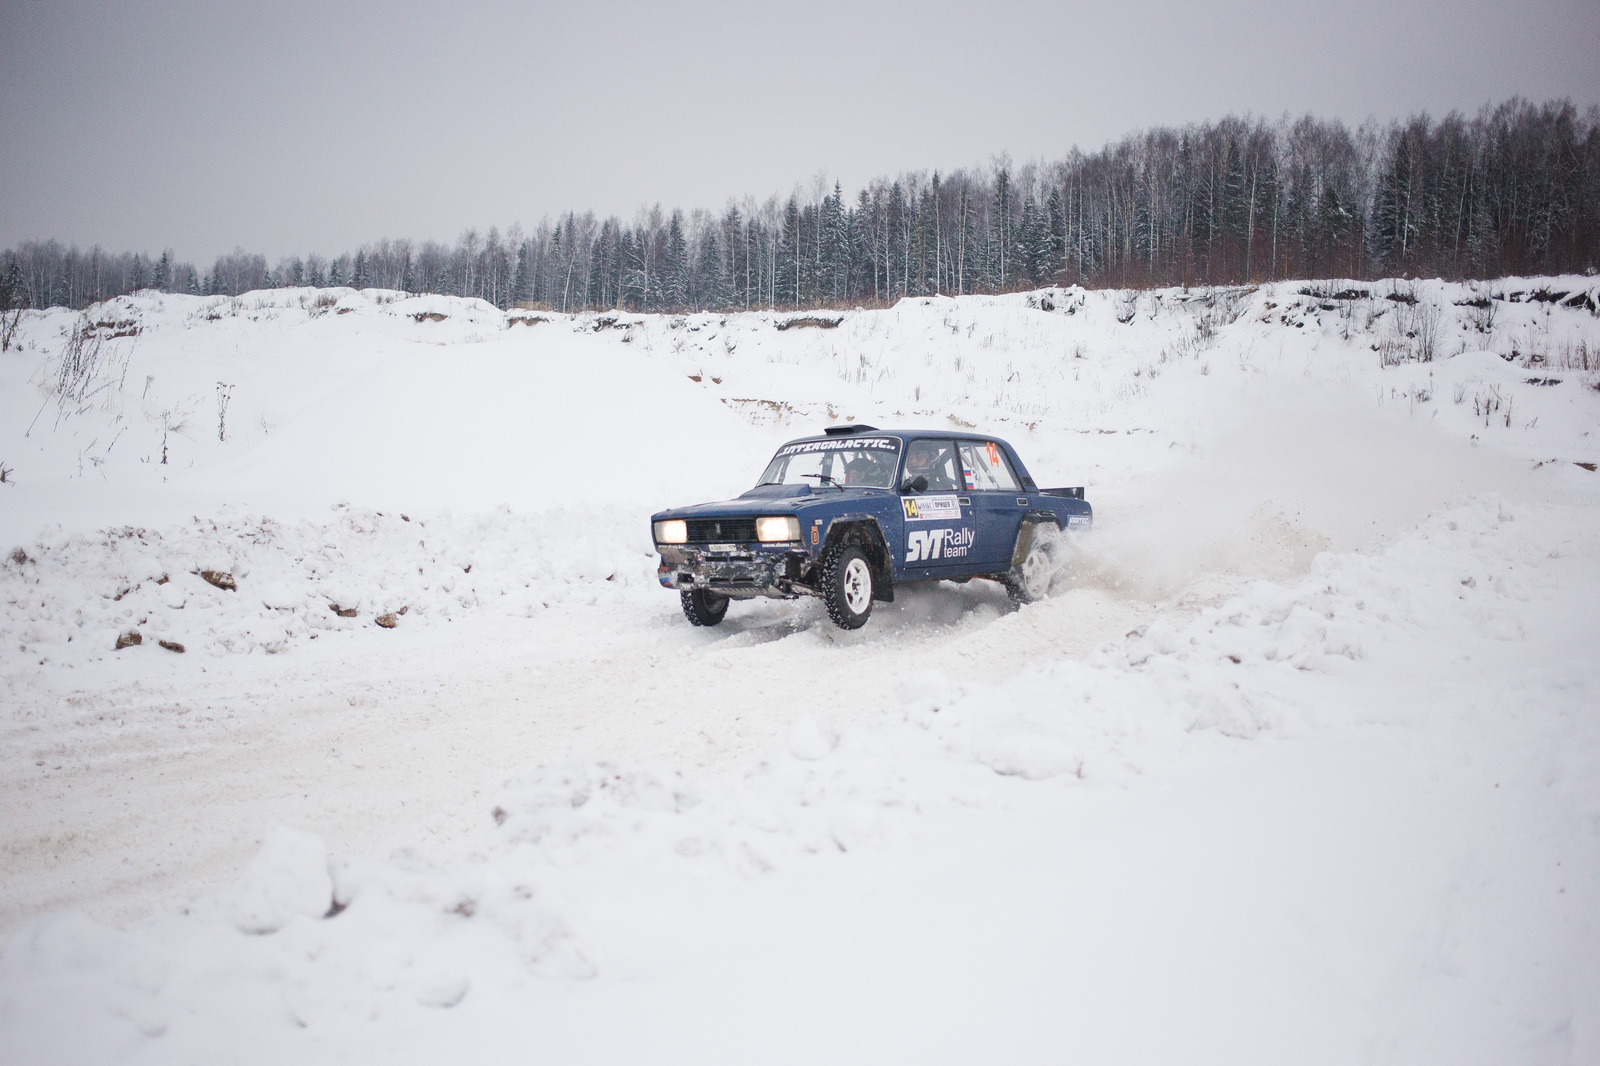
[3,0,1597,264]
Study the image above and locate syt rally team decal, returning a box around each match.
[905,526,975,562]
[901,494,961,521]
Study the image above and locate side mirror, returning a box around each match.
[902,474,929,494]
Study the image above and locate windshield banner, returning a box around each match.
[777,437,899,456]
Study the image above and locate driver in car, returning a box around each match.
[902,440,957,491]
[843,451,892,486]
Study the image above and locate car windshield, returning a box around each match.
[757,436,902,489]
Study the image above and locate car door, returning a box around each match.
[956,439,1025,572]
[897,438,977,578]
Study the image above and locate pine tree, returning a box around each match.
[1467,184,1497,275]
[329,260,343,287]
[153,250,172,291]
[663,210,689,308]
[823,181,848,301]
[777,196,803,308]
[1046,188,1065,274]
[957,187,976,295]
[914,187,936,295]
[483,227,511,308]
[994,167,1013,288]
[586,222,608,309]
[1371,125,1420,273]
[1332,186,1360,274]
[694,229,723,310]
[353,251,367,289]
[852,189,873,299]
[886,182,907,298]
[720,204,745,308]
[512,242,532,306]
[622,231,647,310]
[548,221,563,308]
[1019,198,1054,284]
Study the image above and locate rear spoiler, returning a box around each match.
[1040,487,1085,500]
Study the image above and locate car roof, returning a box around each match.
[777,428,1015,448]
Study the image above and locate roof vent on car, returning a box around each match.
[822,423,881,435]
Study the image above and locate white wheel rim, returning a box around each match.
[1021,537,1052,598]
[842,557,872,614]
[1023,552,1046,596]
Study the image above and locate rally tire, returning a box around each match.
[1004,521,1061,607]
[821,544,874,630]
[680,589,729,626]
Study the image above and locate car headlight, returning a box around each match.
[653,519,687,545]
[756,515,801,543]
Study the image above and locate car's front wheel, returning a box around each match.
[680,589,729,626]
[821,543,875,629]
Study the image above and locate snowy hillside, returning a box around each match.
[2,277,1595,657]
[1,278,1598,1064]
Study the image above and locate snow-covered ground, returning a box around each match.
[1,278,1597,1063]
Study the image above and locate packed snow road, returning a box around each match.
[1,280,1598,1063]
[1,574,1159,934]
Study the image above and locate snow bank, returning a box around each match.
[3,274,1596,660]
[2,503,655,660]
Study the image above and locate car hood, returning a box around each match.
[654,485,890,519]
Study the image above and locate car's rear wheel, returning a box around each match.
[822,543,874,629]
[1004,521,1062,606]
[680,589,729,626]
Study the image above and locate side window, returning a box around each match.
[958,441,1020,491]
[902,439,961,492]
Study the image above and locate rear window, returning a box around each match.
[957,440,1020,491]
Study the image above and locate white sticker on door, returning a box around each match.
[901,494,961,521]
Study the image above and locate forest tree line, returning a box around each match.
[4,97,1597,315]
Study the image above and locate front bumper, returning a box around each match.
[656,543,814,599]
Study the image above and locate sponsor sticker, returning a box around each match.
[901,494,961,521]
[1067,514,1091,529]
[777,437,899,457]
[905,526,976,562]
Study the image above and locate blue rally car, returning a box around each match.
[650,425,1091,629]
